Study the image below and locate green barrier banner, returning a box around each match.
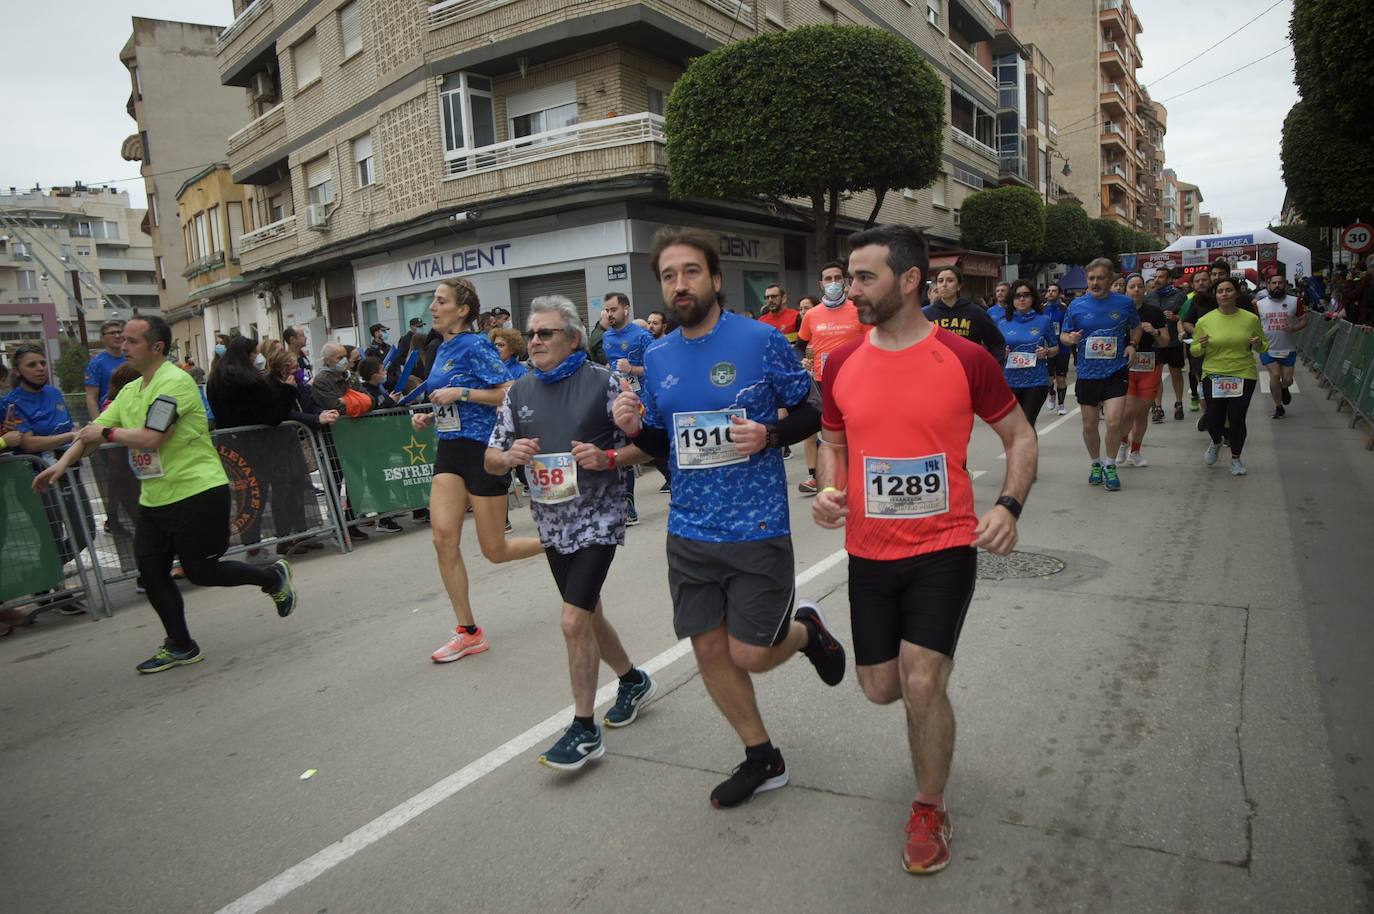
[1359,347,1374,420]
[0,460,64,602]
[330,414,434,515]
[1341,331,1374,403]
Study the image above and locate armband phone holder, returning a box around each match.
[144,395,179,433]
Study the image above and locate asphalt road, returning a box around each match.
[3,364,1370,914]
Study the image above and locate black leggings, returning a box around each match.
[136,552,277,649]
[1012,385,1050,428]
[1202,378,1258,456]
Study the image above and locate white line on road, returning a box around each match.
[215,547,852,914]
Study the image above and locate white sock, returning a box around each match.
[1102,456,1116,466]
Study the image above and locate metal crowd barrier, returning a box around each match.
[0,452,110,621]
[1297,317,1374,450]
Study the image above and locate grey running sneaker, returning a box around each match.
[604,669,657,728]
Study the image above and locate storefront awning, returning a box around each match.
[929,255,961,269]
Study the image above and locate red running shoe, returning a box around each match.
[902,802,952,874]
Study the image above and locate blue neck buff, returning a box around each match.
[532,349,586,385]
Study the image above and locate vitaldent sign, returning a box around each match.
[354,221,627,295]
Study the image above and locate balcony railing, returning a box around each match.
[182,251,227,279]
[948,40,996,89]
[226,103,284,155]
[239,215,295,252]
[441,112,664,181]
[951,128,999,161]
[1103,164,1126,178]
[1048,120,1059,143]
[1112,204,1129,219]
[218,0,271,47]
[427,0,518,29]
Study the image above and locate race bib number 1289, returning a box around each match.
[864,454,949,519]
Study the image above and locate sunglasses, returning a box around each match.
[524,328,567,342]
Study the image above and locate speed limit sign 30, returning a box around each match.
[1341,223,1374,255]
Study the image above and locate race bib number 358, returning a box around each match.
[673,409,747,470]
[527,453,578,504]
[864,454,949,519]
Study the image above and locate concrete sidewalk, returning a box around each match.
[1,370,1368,913]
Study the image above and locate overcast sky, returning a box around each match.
[1134,0,1296,231]
[3,0,1298,232]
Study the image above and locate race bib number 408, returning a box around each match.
[1211,376,1244,399]
[674,410,747,469]
[864,454,949,519]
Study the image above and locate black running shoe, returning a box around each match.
[1174,402,1184,420]
[795,600,846,686]
[1281,386,1292,406]
[710,749,788,808]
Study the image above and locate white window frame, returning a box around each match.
[646,79,671,117]
[207,205,223,254]
[17,269,37,291]
[305,156,335,207]
[149,194,159,227]
[440,72,497,168]
[927,0,941,29]
[353,132,378,187]
[933,172,948,209]
[194,212,209,260]
[268,193,286,223]
[293,31,321,91]
[227,202,245,256]
[339,1,362,60]
[507,82,578,147]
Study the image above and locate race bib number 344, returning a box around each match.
[865,454,949,519]
[673,409,747,470]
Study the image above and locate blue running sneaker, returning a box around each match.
[269,559,297,618]
[1089,463,1103,486]
[604,669,657,728]
[1102,463,1121,491]
[539,721,604,770]
[136,641,204,674]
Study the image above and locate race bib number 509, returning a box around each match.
[864,454,949,518]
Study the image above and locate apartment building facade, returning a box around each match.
[0,187,159,341]
[212,0,1033,342]
[1161,168,1180,243]
[120,18,250,325]
[1177,180,1202,237]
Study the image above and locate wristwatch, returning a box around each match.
[102,426,116,443]
[995,495,1023,519]
[459,387,470,403]
[765,425,781,450]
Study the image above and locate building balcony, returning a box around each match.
[1100,124,1129,153]
[948,40,997,91]
[226,104,286,172]
[216,0,278,88]
[1099,83,1127,117]
[96,255,155,272]
[438,112,667,207]
[237,215,297,271]
[425,0,755,72]
[1100,42,1129,78]
[101,280,160,298]
[1101,165,1129,188]
[182,251,227,280]
[951,127,1000,163]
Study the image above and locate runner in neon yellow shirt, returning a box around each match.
[1188,276,1267,476]
[34,316,298,673]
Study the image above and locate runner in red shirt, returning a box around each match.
[796,261,866,494]
[756,283,801,342]
[814,224,1038,876]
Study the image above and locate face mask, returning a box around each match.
[381,331,389,341]
[214,344,227,357]
[254,353,267,370]
[823,281,844,300]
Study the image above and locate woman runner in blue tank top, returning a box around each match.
[998,280,1059,428]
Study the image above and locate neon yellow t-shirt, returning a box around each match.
[95,361,227,507]
[1189,308,1267,381]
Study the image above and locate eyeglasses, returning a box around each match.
[524,328,567,342]
[1014,292,1033,299]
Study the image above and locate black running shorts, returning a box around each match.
[1051,349,1072,376]
[848,546,978,664]
[666,534,795,647]
[1074,366,1129,407]
[1158,346,1185,369]
[545,543,618,612]
[134,484,232,561]
[434,436,510,497]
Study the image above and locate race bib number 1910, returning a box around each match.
[527,453,578,504]
[864,454,949,519]
[673,409,747,470]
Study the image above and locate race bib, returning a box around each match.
[1211,376,1244,399]
[864,454,949,519]
[128,447,164,479]
[673,409,747,470]
[1006,350,1038,370]
[1086,335,1119,360]
[527,453,578,505]
[1130,351,1157,372]
[434,403,461,433]
[1052,322,1061,338]
[1268,349,1292,359]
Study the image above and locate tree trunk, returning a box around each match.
[864,185,888,229]
[826,187,840,261]
[811,191,828,274]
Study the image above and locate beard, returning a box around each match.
[853,287,905,326]
[670,291,717,329]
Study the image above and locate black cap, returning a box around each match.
[369,323,388,335]
[491,307,510,317]
[409,317,424,327]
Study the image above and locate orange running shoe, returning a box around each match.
[902,802,952,874]
[431,627,489,663]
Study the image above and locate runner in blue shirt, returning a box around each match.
[1060,258,1142,491]
[1041,282,1069,414]
[407,278,542,664]
[998,280,1059,428]
[612,227,846,809]
[83,320,126,419]
[599,292,655,525]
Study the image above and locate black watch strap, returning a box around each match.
[995,495,1023,519]
[765,425,781,450]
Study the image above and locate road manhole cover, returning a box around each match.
[977,551,1066,580]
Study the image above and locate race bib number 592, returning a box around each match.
[864,454,949,519]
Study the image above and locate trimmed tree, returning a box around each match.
[1290,0,1373,137]
[958,185,1046,266]
[666,24,945,265]
[54,335,89,393]
[1280,100,1374,226]
[1031,202,1099,276]
[1268,222,1331,271]
[1090,217,1133,264]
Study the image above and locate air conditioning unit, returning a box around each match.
[250,72,277,103]
[305,203,331,231]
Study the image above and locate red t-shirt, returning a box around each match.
[821,328,1017,561]
[757,307,801,342]
[798,300,866,381]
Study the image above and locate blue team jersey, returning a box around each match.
[641,312,813,543]
[1063,292,1140,379]
[3,384,73,440]
[986,305,1006,322]
[602,323,655,368]
[83,351,125,405]
[504,356,528,380]
[999,312,1058,388]
[423,332,509,443]
[1042,300,1068,341]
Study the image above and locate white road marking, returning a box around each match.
[999,406,1080,459]
[215,548,852,914]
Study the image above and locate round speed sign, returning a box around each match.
[1340,223,1374,255]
